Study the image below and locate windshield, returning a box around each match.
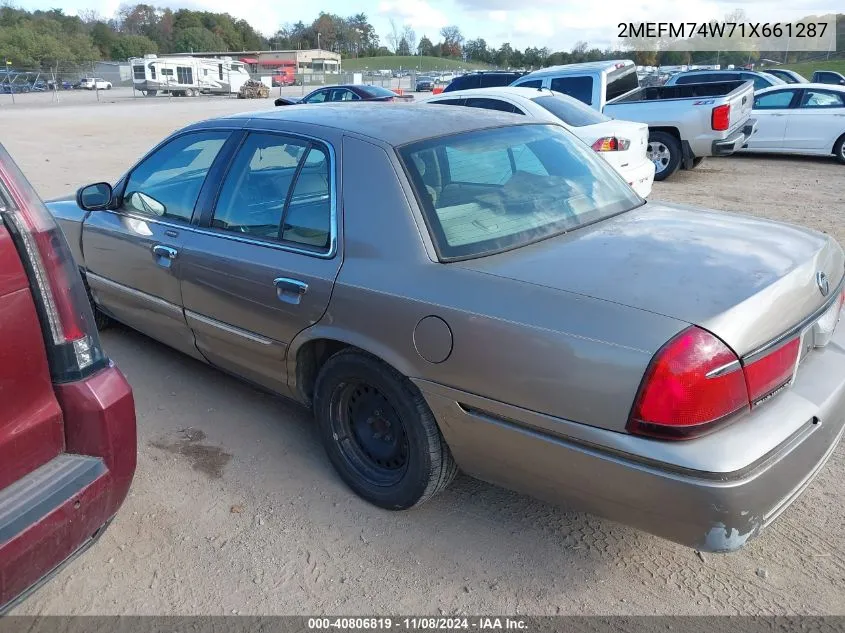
[399,124,643,260]
[532,94,609,127]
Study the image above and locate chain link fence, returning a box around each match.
[2,60,470,104]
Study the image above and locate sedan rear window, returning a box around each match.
[399,124,642,260]
[361,85,399,98]
[532,95,609,126]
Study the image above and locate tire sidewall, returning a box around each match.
[835,136,845,164]
[314,354,435,509]
[649,131,682,181]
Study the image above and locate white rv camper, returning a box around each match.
[129,54,251,96]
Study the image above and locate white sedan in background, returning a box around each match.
[421,87,656,197]
[739,83,845,164]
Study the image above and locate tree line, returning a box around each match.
[1,4,842,69]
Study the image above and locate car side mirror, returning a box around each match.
[125,191,166,216]
[76,182,113,211]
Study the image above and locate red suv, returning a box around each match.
[0,143,136,613]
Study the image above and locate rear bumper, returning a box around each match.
[711,118,758,156]
[617,160,655,198]
[416,325,845,552]
[0,364,136,611]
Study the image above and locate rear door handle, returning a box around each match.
[152,244,179,259]
[274,277,308,305]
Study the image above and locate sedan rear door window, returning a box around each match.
[800,90,844,108]
[212,133,332,251]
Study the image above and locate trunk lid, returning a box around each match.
[456,202,844,356]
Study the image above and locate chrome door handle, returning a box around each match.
[152,244,179,259]
[274,277,308,305]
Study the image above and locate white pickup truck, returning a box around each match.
[512,60,757,180]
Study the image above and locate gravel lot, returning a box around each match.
[3,91,845,616]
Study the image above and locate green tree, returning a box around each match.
[91,21,117,57]
[397,36,410,56]
[173,26,226,52]
[110,34,157,59]
[464,37,488,62]
[417,35,434,56]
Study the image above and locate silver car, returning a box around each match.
[49,104,845,552]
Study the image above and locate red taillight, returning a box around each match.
[629,326,810,440]
[628,327,749,439]
[0,143,106,382]
[591,137,630,152]
[742,338,800,406]
[711,104,731,131]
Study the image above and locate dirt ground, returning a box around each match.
[2,92,845,616]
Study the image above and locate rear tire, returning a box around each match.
[313,349,457,510]
[834,135,845,165]
[647,131,682,181]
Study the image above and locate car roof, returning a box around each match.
[522,60,633,78]
[427,86,551,102]
[223,103,534,146]
[755,82,845,93]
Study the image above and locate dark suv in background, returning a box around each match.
[0,143,136,613]
[665,69,785,91]
[443,71,527,93]
[813,70,845,85]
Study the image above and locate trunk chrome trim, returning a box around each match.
[184,309,275,346]
[86,272,183,316]
[742,273,845,365]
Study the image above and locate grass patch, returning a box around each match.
[782,58,845,80]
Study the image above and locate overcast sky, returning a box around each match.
[15,0,843,50]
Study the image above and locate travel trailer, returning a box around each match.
[129,54,251,96]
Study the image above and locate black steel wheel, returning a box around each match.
[334,381,410,484]
[314,349,457,509]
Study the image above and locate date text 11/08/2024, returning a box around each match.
[307,617,529,631]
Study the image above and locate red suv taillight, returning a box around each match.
[0,143,106,382]
[711,104,731,131]
[628,326,802,440]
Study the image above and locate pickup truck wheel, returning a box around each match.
[834,135,845,165]
[647,132,681,181]
[314,349,457,510]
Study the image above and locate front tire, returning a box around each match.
[834,134,845,165]
[647,131,682,181]
[314,350,457,510]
